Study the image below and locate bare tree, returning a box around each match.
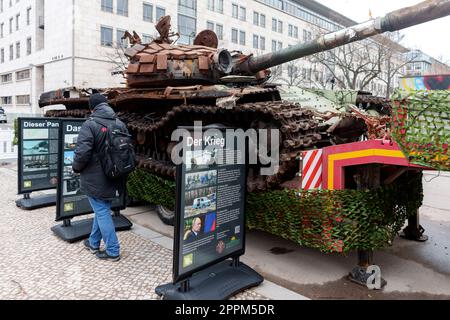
[102,43,129,77]
[268,60,329,89]
[373,32,418,98]
[307,39,385,92]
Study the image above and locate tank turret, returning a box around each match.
[125,0,450,88]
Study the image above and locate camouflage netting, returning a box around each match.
[127,169,423,254]
[127,169,176,210]
[392,90,450,171]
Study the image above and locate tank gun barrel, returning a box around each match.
[234,0,450,75]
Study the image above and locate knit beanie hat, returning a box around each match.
[89,93,108,110]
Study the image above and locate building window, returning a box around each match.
[253,11,259,26]
[260,14,266,28]
[15,41,20,59]
[142,34,152,43]
[143,3,153,22]
[177,15,196,45]
[9,44,13,60]
[9,17,13,34]
[216,24,223,40]
[216,0,223,14]
[239,31,246,46]
[303,30,312,41]
[0,23,3,38]
[16,95,30,105]
[232,3,238,19]
[288,24,293,37]
[0,0,3,13]
[231,28,238,44]
[208,0,223,13]
[1,96,12,105]
[156,6,165,21]
[271,18,283,33]
[117,29,128,48]
[100,26,113,47]
[16,13,19,31]
[253,34,259,49]
[101,0,113,13]
[294,26,298,39]
[260,36,266,51]
[0,48,4,63]
[239,6,246,21]
[206,21,223,41]
[272,40,276,52]
[27,7,31,25]
[117,0,128,16]
[26,37,31,55]
[208,0,214,11]
[1,73,12,83]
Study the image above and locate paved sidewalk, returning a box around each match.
[0,165,266,300]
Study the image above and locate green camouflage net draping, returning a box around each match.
[127,169,176,210]
[391,90,449,170]
[247,171,423,253]
[127,169,423,254]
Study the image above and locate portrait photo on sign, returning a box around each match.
[63,178,81,196]
[23,140,49,155]
[64,151,75,166]
[185,149,218,171]
[23,128,48,140]
[184,187,216,217]
[183,216,205,242]
[64,134,78,150]
[23,155,49,172]
[183,212,217,243]
[185,170,217,191]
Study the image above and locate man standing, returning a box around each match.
[72,93,128,262]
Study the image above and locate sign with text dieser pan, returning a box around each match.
[18,118,60,194]
[173,127,246,283]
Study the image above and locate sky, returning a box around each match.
[315,0,450,64]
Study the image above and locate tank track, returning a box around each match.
[46,101,320,191]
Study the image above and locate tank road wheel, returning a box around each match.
[156,205,175,226]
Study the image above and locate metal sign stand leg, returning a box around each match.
[52,211,133,243]
[16,192,56,210]
[179,279,191,293]
[156,258,263,300]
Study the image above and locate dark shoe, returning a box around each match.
[96,251,120,262]
[83,239,100,254]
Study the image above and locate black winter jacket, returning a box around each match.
[72,103,128,200]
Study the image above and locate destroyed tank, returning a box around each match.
[39,1,450,223]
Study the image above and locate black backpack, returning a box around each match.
[91,117,136,180]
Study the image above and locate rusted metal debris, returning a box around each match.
[348,106,391,139]
[154,16,179,44]
[194,30,219,49]
[122,31,142,45]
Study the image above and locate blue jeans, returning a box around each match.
[88,197,120,257]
